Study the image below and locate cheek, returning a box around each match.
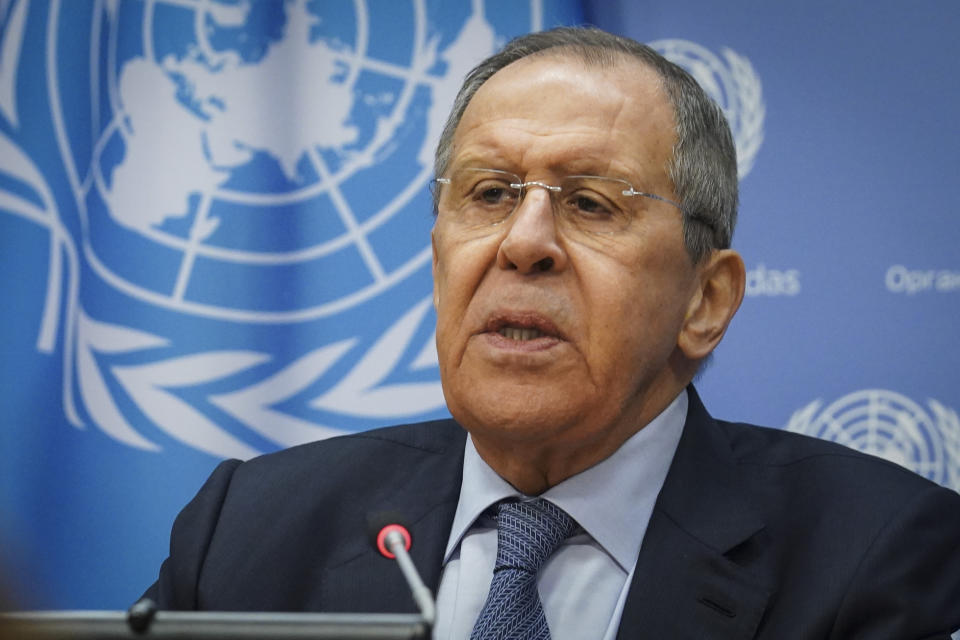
[576,240,693,369]
[436,241,484,311]
[433,232,498,354]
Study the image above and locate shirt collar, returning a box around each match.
[444,389,688,571]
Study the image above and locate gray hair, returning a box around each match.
[433,27,738,263]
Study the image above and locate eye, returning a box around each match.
[478,185,507,204]
[563,190,617,220]
[571,194,611,216]
[559,177,634,233]
[471,179,517,207]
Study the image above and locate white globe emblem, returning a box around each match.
[22,0,538,458]
[83,0,471,321]
[651,39,765,179]
[787,390,960,492]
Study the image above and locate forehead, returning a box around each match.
[452,54,677,179]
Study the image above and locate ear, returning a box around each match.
[677,249,745,361]
[431,228,440,310]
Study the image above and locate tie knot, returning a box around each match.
[493,499,575,574]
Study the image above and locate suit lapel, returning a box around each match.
[617,388,771,639]
[319,424,466,614]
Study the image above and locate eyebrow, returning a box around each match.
[447,159,633,181]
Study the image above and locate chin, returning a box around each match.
[450,385,587,443]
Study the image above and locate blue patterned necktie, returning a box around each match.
[470,498,576,640]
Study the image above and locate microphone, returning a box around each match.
[368,513,437,627]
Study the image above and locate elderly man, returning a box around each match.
[145,27,960,639]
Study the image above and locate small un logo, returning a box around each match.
[787,390,960,492]
[650,39,765,179]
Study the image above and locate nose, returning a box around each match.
[496,185,568,274]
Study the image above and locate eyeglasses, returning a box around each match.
[432,167,694,236]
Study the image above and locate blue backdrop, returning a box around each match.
[1,0,957,611]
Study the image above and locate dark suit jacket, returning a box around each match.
[146,388,960,638]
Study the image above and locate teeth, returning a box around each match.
[498,327,544,341]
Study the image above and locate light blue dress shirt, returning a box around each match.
[432,390,688,640]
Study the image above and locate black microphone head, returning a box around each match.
[367,511,412,559]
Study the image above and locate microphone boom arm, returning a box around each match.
[384,530,437,627]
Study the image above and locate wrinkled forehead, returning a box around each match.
[473,50,670,115]
[451,53,677,180]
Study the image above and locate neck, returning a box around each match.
[470,383,688,495]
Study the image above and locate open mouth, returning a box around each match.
[497,326,545,341]
[484,312,563,345]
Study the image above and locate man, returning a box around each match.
[145,27,960,639]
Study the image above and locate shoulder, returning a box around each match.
[683,386,958,542]
[222,418,467,496]
[683,387,950,506]
[170,418,466,522]
[679,401,960,633]
[177,418,466,556]
[242,418,465,468]
[154,419,466,610]
[711,418,960,553]
[718,418,945,496]
[720,422,960,635]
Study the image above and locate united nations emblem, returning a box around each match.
[0,1,572,459]
[787,390,960,492]
[651,39,765,179]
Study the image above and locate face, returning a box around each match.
[432,55,703,473]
